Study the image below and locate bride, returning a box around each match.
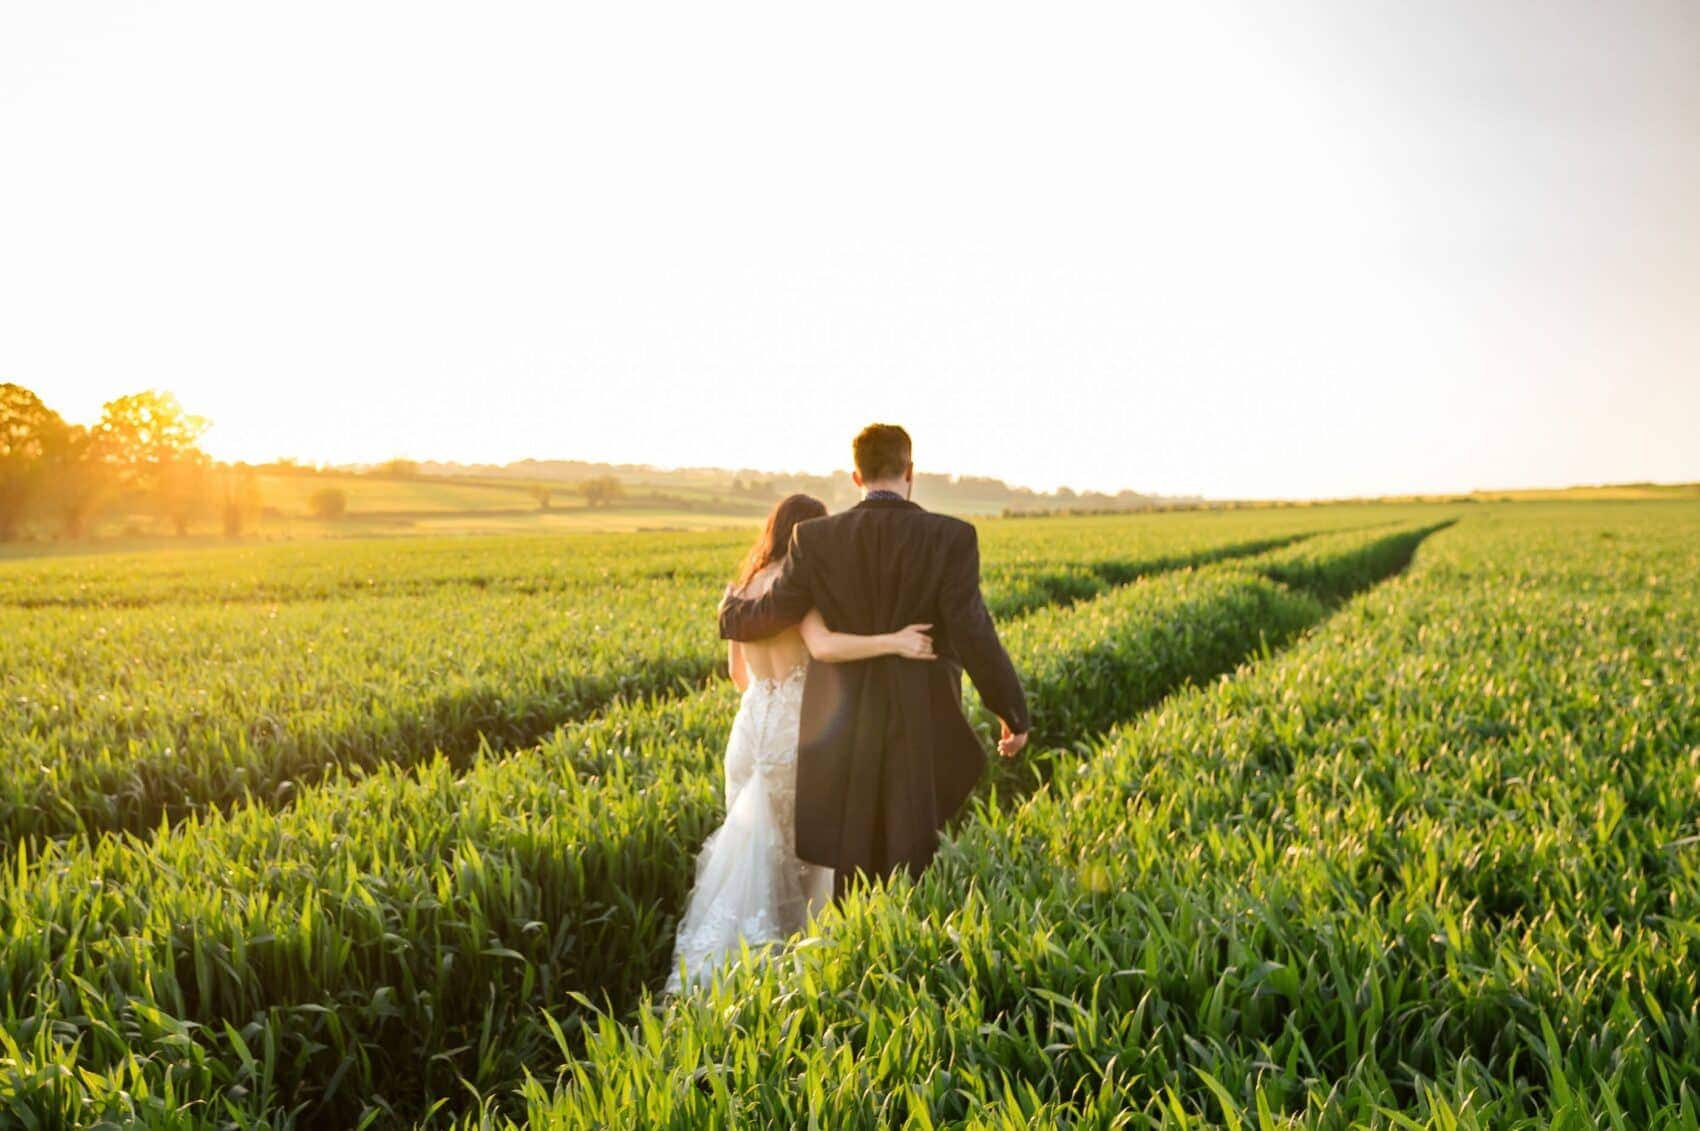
[666,494,936,993]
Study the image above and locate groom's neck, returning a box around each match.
[861,478,910,499]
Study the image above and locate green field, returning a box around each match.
[1,501,1695,1128]
[0,471,774,552]
[256,473,545,515]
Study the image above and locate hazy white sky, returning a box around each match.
[3,2,1697,498]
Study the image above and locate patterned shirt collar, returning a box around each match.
[863,489,907,502]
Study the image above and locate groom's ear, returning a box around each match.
[904,462,914,483]
[852,470,865,489]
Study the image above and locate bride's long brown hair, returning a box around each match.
[736,493,827,589]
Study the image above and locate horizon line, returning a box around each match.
[223,454,1700,506]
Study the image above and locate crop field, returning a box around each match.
[253,474,549,516]
[1,501,1695,1128]
[0,508,1394,845]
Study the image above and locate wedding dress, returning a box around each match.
[666,662,835,993]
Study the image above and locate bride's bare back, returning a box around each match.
[733,565,810,682]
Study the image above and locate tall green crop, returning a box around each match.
[0,514,1444,1125]
[0,508,1402,845]
[500,502,1700,1130]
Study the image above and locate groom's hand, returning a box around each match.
[998,719,1027,758]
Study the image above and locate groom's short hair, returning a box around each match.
[853,424,912,480]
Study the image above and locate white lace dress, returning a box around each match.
[666,663,835,993]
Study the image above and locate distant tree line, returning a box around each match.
[401,459,1183,515]
[3,380,1191,541]
[0,383,264,541]
[579,475,624,507]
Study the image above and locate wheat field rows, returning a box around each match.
[2,501,1695,1128]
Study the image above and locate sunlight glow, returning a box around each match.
[4,2,1697,498]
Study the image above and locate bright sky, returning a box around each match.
[3,2,1697,499]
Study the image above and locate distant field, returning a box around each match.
[1365,481,1700,503]
[256,471,543,513]
[3,468,1047,551]
[0,472,771,552]
[15,470,1691,553]
[258,471,768,536]
[1473,481,1700,500]
[255,471,771,523]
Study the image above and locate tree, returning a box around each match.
[156,459,213,535]
[97,391,212,535]
[0,383,66,540]
[221,464,263,537]
[97,390,210,469]
[580,475,624,508]
[308,487,348,519]
[46,424,113,539]
[529,484,552,511]
[375,458,419,479]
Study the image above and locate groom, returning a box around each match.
[718,423,1030,897]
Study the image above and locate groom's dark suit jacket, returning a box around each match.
[718,496,1029,880]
